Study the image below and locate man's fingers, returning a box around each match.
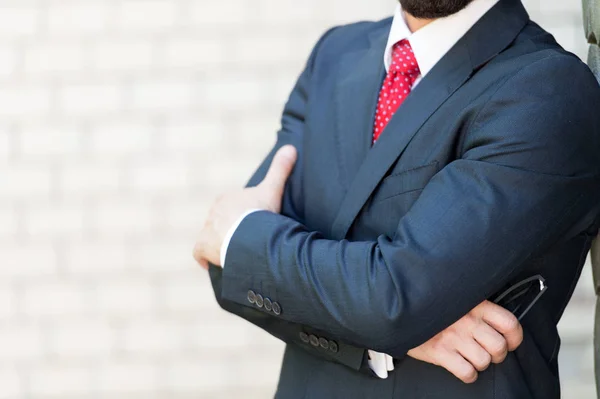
[198,258,209,270]
[435,349,479,384]
[455,337,492,372]
[480,301,523,351]
[260,145,298,194]
[472,323,508,364]
[192,239,209,270]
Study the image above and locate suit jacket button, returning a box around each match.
[255,294,264,308]
[309,335,319,347]
[247,290,256,304]
[319,337,329,349]
[299,332,310,344]
[272,301,282,315]
[264,297,273,312]
[328,340,338,353]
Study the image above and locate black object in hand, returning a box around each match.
[493,275,547,321]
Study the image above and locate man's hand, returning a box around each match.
[193,145,298,269]
[407,300,523,383]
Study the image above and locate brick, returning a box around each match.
[163,273,217,311]
[46,3,108,34]
[129,240,196,272]
[0,287,15,321]
[163,199,209,232]
[224,115,279,151]
[25,43,85,74]
[23,280,89,317]
[49,319,114,358]
[0,130,9,161]
[1,245,57,277]
[0,208,18,237]
[91,40,154,71]
[202,78,265,107]
[130,159,188,191]
[202,156,255,189]
[95,278,155,314]
[59,84,122,115]
[163,39,223,68]
[89,122,153,155]
[545,0,582,14]
[0,367,22,398]
[324,0,392,22]
[0,86,51,117]
[23,205,84,237]
[0,6,39,37]
[132,81,194,110]
[190,317,250,350]
[211,388,277,399]
[65,242,129,274]
[189,0,248,25]
[233,357,283,388]
[0,166,52,199]
[120,320,183,355]
[253,0,323,24]
[18,125,81,158]
[117,0,177,30]
[97,362,158,392]
[165,359,228,391]
[92,202,156,237]
[28,365,93,396]
[0,46,18,76]
[232,35,293,65]
[162,120,224,152]
[59,162,121,196]
[0,324,44,360]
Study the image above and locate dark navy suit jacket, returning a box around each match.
[210,0,600,397]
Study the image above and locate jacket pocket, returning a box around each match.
[370,161,439,204]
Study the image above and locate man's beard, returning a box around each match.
[399,0,476,19]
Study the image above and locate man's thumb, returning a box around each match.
[261,145,298,194]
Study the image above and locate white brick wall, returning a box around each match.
[0,0,594,398]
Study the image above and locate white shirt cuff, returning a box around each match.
[368,350,395,379]
[220,209,262,267]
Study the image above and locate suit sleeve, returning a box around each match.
[220,55,600,359]
[208,27,369,372]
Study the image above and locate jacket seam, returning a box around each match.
[459,54,574,156]
[384,160,440,180]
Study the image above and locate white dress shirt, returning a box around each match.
[221,0,499,379]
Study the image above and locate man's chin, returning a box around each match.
[399,0,476,19]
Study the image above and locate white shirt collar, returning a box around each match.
[384,0,500,76]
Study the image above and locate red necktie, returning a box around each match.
[373,39,420,143]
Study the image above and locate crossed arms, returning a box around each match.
[196,32,600,382]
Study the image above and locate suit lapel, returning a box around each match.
[331,0,530,240]
[334,25,388,187]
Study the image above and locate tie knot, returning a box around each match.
[391,39,420,77]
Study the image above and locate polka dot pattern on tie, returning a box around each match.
[372,39,420,143]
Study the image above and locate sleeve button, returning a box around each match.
[328,340,339,353]
[319,337,329,349]
[299,332,310,344]
[272,301,282,315]
[247,290,256,304]
[309,335,319,347]
[264,297,273,312]
[255,294,264,308]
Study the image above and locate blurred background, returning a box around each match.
[0,0,596,398]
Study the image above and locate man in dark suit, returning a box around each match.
[194,0,600,397]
